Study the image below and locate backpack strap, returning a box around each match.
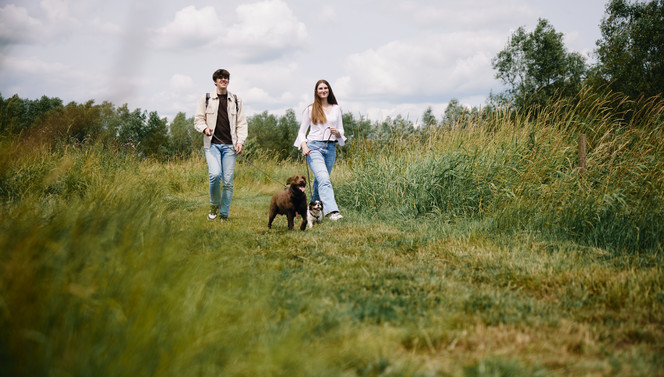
[206,92,239,113]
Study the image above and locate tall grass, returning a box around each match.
[1,90,663,376]
[338,89,664,253]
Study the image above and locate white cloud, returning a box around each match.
[151,6,222,49]
[0,4,43,45]
[226,0,308,62]
[245,87,271,104]
[320,6,337,23]
[169,74,193,91]
[151,1,308,62]
[244,86,295,105]
[40,0,69,20]
[88,17,123,36]
[1,53,73,77]
[146,74,199,120]
[233,62,303,101]
[340,32,503,101]
[392,0,535,31]
[0,53,102,103]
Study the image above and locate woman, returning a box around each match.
[294,79,346,221]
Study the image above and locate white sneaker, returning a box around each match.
[328,212,343,221]
[207,205,220,220]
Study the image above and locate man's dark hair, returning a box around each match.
[213,69,230,81]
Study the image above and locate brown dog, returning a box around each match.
[268,174,308,230]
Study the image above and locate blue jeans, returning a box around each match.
[205,144,236,217]
[306,141,339,215]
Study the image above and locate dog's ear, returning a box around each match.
[286,176,293,185]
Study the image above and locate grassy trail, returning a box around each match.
[155,174,664,376]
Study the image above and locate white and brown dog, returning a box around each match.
[307,200,323,229]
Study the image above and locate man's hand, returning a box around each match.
[204,128,212,136]
[235,144,243,154]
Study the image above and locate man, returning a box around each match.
[194,68,248,221]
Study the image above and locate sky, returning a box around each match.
[0,0,609,124]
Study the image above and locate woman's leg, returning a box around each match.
[306,142,339,215]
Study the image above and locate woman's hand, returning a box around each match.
[329,127,341,138]
[301,142,310,156]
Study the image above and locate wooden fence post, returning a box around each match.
[578,133,587,174]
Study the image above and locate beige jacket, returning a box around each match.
[193,91,248,149]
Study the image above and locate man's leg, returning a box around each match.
[205,145,222,219]
[219,144,236,219]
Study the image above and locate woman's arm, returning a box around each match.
[333,105,346,146]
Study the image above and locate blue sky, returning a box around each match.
[0,0,608,123]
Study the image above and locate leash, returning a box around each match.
[306,127,335,153]
[305,161,313,198]
[236,152,288,188]
[207,130,287,188]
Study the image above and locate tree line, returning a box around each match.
[1,0,661,160]
[0,93,461,161]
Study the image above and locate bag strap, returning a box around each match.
[206,92,239,113]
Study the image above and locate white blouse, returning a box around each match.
[293,104,346,149]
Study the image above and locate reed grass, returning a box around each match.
[338,90,664,253]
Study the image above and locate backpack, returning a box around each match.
[206,92,239,113]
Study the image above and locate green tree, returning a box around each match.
[142,111,170,158]
[276,109,300,160]
[342,112,372,142]
[188,115,203,154]
[97,101,123,145]
[118,105,147,151]
[442,98,464,126]
[246,110,301,160]
[169,112,193,157]
[374,115,414,141]
[441,98,481,128]
[592,0,664,99]
[492,18,586,108]
[421,107,437,129]
[0,94,63,134]
[247,111,279,157]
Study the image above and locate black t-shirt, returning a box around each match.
[212,94,233,144]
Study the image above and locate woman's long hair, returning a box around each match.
[311,79,338,125]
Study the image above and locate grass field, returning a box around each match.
[1,92,663,376]
[0,150,661,376]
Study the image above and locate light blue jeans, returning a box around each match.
[205,144,236,217]
[306,141,339,215]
